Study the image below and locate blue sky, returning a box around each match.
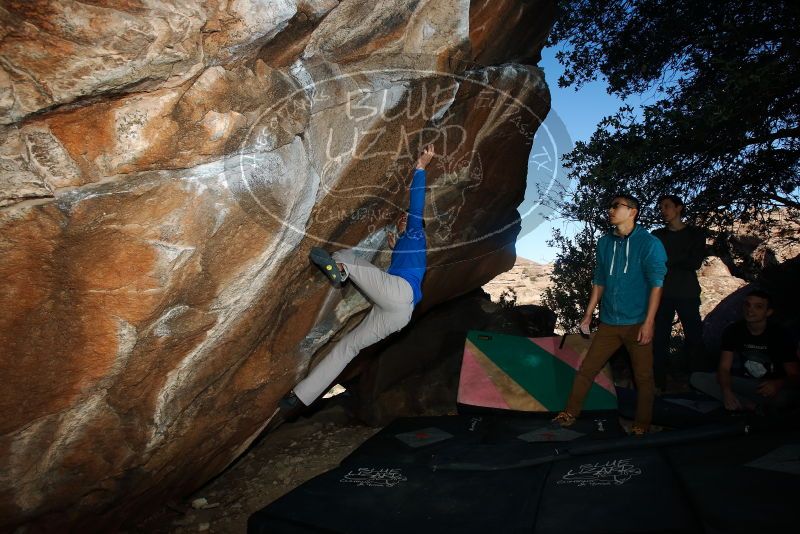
[514,47,628,262]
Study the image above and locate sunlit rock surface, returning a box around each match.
[0,0,555,529]
[482,255,553,305]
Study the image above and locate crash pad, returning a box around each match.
[616,387,730,428]
[458,331,617,413]
[249,415,793,534]
[666,430,800,533]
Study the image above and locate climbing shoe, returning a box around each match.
[266,391,306,433]
[310,247,343,288]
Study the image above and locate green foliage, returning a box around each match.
[541,0,800,326]
[498,287,518,308]
[547,0,799,226]
[542,226,597,331]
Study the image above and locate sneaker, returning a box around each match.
[551,411,577,427]
[630,423,648,437]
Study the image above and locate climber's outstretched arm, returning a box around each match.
[407,144,434,230]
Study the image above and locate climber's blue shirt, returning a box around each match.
[387,168,427,306]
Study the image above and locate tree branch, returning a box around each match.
[745,126,800,146]
[767,193,800,209]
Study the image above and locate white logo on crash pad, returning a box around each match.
[558,458,642,487]
[340,467,407,488]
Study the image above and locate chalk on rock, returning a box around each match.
[191,498,208,509]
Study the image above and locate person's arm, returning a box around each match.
[637,286,662,344]
[406,145,434,230]
[717,350,742,410]
[581,239,608,333]
[784,361,800,388]
[687,228,707,270]
[756,373,789,398]
[579,284,605,334]
[757,338,800,397]
[387,213,407,249]
[638,238,667,344]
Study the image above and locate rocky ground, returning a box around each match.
[135,400,380,534]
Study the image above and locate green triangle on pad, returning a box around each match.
[465,330,617,412]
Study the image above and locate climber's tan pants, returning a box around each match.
[293,249,414,406]
[565,322,655,429]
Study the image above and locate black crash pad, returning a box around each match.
[616,387,731,428]
[534,449,699,533]
[249,414,627,534]
[666,430,800,533]
[248,462,549,534]
[249,415,793,534]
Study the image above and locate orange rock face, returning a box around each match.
[0,0,556,529]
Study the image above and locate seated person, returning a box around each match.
[690,290,800,413]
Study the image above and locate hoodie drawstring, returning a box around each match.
[609,238,630,275]
[624,239,630,274]
[609,241,617,275]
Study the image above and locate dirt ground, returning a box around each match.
[135,402,381,534]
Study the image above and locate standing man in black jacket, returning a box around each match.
[652,194,706,389]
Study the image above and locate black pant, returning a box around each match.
[653,296,703,387]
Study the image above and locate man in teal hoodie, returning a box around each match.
[268,145,434,429]
[553,193,667,434]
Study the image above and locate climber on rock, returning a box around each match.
[268,144,435,429]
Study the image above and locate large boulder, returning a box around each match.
[0,0,556,529]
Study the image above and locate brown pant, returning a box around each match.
[565,322,655,429]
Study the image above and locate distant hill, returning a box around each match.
[482,255,748,318]
[482,256,553,306]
